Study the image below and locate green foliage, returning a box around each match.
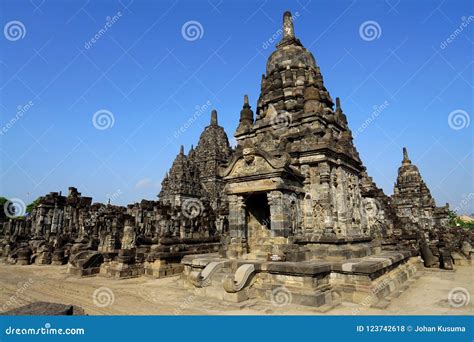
[448,209,474,230]
[26,197,41,214]
[0,197,7,208]
[456,220,474,230]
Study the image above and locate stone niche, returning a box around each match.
[221,147,304,258]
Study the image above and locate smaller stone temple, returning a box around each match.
[391,148,450,232]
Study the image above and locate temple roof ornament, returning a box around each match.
[210,109,218,126]
[402,147,411,165]
[235,95,254,137]
[266,11,315,74]
[282,11,295,39]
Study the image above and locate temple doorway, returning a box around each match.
[245,193,271,251]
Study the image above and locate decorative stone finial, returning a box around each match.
[235,95,254,136]
[283,11,295,39]
[211,110,218,126]
[180,145,184,155]
[403,147,411,164]
[336,97,341,111]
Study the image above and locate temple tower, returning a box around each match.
[391,147,448,232]
[159,145,203,207]
[193,110,233,212]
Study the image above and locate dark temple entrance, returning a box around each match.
[245,193,271,251]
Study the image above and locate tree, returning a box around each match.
[448,209,474,230]
[0,197,7,208]
[26,197,41,214]
[0,197,8,220]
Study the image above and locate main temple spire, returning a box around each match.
[283,11,295,39]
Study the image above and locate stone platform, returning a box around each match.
[182,250,421,309]
[1,302,85,316]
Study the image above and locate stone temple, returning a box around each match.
[0,11,471,310]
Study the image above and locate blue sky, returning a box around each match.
[0,0,472,214]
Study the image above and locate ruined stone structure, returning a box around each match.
[0,10,471,312]
[0,111,231,279]
[0,172,222,278]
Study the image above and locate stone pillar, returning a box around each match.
[50,209,56,234]
[268,191,291,237]
[226,195,248,259]
[319,162,336,237]
[228,195,246,238]
[35,208,45,236]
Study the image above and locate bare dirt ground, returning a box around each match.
[0,263,472,315]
